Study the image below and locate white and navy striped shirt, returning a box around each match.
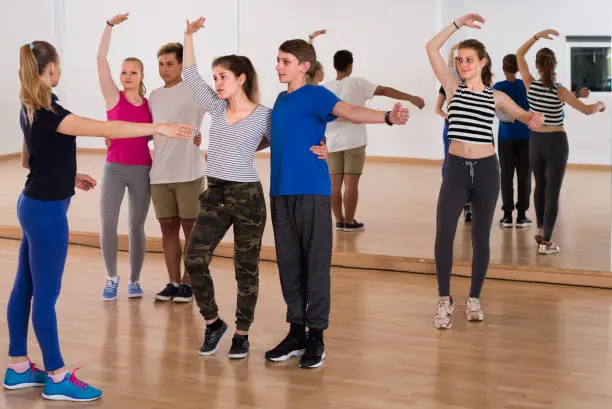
[527,80,564,126]
[447,84,495,144]
[183,64,271,182]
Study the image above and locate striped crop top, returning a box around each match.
[447,84,495,144]
[527,80,565,126]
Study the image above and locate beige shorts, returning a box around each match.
[327,145,366,175]
[151,178,205,220]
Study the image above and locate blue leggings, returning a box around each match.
[7,194,70,371]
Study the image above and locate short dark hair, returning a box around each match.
[502,54,518,74]
[333,50,353,72]
[278,39,316,68]
[157,42,183,64]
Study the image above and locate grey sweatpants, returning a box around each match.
[435,154,500,298]
[271,195,332,330]
[100,161,151,282]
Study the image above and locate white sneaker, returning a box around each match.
[465,297,484,322]
[434,298,454,329]
[538,242,560,255]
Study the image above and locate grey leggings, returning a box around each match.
[435,154,500,298]
[100,162,151,282]
[529,131,568,242]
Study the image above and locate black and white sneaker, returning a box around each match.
[155,283,180,301]
[199,320,229,356]
[335,222,345,231]
[228,334,250,359]
[515,214,532,228]
[299,332,326,369]
[173,284,193,303]
[265,333,307,362]
[500,213,513,228]
[343,220,364,232]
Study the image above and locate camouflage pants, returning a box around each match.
[184,177,267,331]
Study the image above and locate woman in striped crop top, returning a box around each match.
[517,29,606,255]
[180,17,327,359]
[426,13,544,330]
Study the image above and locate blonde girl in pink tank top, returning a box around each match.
[97,13,152,301]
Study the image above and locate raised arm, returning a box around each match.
[308,29,327,45]
[183,17,224,112]
[331,101,408,125]
[426,14,485,98]
[558,86,605,115]
[97,13,129,110]
[517,29,559,89]
[57,114,195,140]
[374,86,425,109]
[494,90,544,129]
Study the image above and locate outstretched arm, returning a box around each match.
[426,14,485,98]
[517,29,559,89]
[308,29,326,45]
[494,90,544,129]
[97,13,129,110]
[332,101,408,125]
[558,86,605,115]
[374,86,425,109]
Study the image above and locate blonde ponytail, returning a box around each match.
[19,41,58,123]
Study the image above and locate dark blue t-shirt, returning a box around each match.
[21,94,76,201]
[270,85,340,196]
[493,79,530,141]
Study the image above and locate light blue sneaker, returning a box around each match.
[102,277,119,301]
[3,361,46,389]
[127,282,143,299]
[42,368,102,402]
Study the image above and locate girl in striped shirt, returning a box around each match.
[181,17,327,359]
[517,29,606,255]
[426,13,544,330]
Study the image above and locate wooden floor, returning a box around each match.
[0,239,611,409]
[0,152,610,286]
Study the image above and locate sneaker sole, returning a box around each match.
[3,382,44,390]
[198,326,228,356]
[538,249,561,255]
[466,314,484,321]
[265,349,305,362]
[298,352,327,369]
[501,223,513,228]
[228,351,249,360]
[173,297,193,303]
[127,293,143,299]
[42,393,101,402]
[342,227,364,232]
[154,296,173,302]
[515,224,531,228]
[101,296,117,302]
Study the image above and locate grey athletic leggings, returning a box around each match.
[100,161,151,282]
[529,131,568,242]
[435,154,500,298]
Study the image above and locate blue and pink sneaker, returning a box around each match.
[42,368,102,402]
[3,361,46,389]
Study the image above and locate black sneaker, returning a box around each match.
[228,334,250,359]
[463,203,472,223]
[335,222,345,231]
[265,333,307,362]
[155,283,180,301]
[515,214,532,228]
[500,212,513,228]
[199,320,229,356]
[299,332,326,369]
[173,284,193,303]
[343,220,364,232]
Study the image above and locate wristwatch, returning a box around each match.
[385,111,393,126]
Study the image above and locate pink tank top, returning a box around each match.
[105,92,153,166]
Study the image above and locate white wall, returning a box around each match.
[9,0,609,164]
[0,0,58,155]
[442,0,612,165]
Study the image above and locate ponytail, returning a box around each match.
[307,60,323,84]
[536,48,557,89]
[19,41,58,123]
[481,52,493,87]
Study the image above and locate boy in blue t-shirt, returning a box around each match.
[265,39,408,369]
[494,54,533,228]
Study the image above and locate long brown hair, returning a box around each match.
[536,48,557,89]
[279,39,316,72]
[458,39,493,87]
[212,55,260,104]
[19,41,59,123]
[307,60,323,84]
[123,57,146,97]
